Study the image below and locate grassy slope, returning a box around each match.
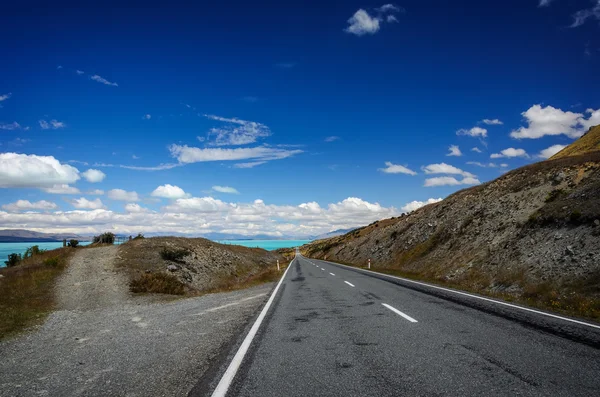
[551,125,600,160]
[0,247,76,340]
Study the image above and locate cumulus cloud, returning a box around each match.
[422,163,475,178]
[91,74,118,87]
[213,186,240,194]
[482,119,503,125]
[471,147,482,153]
[379,161,417,175]
[447,145,462,157]
[81,169,106,183]
[377,4,401,13]
[39,119,66,130]
[169,145,302,164]
[466,161,500,168]
[510,105,599,139]
[537,144,567,159]
[71,197,105,209]
[401,198,443,213]
[2,200,57,212]
[0,153,80,188]
[87,189,104,195]
[345,9,381,36]
[204,114,271,146]
[43,184,81,194]
[107,189,139,202]
[456,127,487,138]
[490,148,528,158]
[424,176,481,187]
[0,93,12,102]
[0,122,21,130]
[125,203,151,213]
[150,184,189,199]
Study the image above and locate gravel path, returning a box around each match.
[0,246,274,397]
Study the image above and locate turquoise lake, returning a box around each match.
[0,240,309,267]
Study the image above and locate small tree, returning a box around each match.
[5,253,21,267]
[23,245,44,259]
[93,232,115,244]
[68,239,79,248]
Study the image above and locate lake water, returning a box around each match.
[214,240,311,251]
[0,242,92,266]
[0,240,309,267]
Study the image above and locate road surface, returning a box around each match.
[206,255,600,397]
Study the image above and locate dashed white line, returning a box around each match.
[330,273,335,276]
[344,281,355,287]
[382,303,418,323]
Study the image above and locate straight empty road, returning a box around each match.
[209,255,600,397]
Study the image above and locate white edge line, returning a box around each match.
[313,257,600,330]
[382,303,418,323]
[211,258,295,397]
[344,281,355,287]
[330,273,335,276]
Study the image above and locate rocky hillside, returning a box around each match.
[116,237,284,294]
[301,130,600,320]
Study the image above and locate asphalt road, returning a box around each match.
[214,255,600,397]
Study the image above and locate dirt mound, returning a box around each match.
[116,237,284,294]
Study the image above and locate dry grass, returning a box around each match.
[130,272,186,295]
[0,247,76,340]
[551,125,600,160]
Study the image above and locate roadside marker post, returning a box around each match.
[368,259,371,269]
[277,260,280,271]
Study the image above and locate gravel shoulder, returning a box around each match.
[0,246,274,397]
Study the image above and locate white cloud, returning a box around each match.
[169,145,302,164]
[76,70,85,75]
[324,136,340,142]
[43,184,81,194]
[0,153,80,188]
[457,127,487,137]
[482,118,503,125]
[2,200,57,212]
[537,144,568,159]
[345,9,381,36]
[424,176,481,187]
[466,161,499,168]
[0,122,21,130]
[510,105,599,139]
[81,169,106,183]
[447,145,462,157]
[107,189,139,202]
[39,119,66,130]
[387,15,398,23]
[422,163,475,178]
[539,0,553,7]
[125,203,150,213]
[377,4,401,13]
[0,93,12,102]
[164,197,231,213]
[571,0,600,27]
[72,197,105,209]
[401,198,443,213]
[379,161,417,175]
[143,114,151,120]
[203,114,271,146]
[213,186,240,194]
[151,184,189,199]
[233,161,267,169]
[91,74,118,87]
[119,163,179,171]
[471,147,482,153]
[87,189,104,195]
[490,148,528,158]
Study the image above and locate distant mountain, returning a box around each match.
[0,229,89,243]
[312,228,357,240]
[141,232,290,241]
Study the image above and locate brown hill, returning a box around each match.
[301,146,600,320]
[551,125,600,160]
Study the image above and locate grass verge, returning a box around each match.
[0,247,76,341]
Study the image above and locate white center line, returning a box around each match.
[321,268,325,271]
[382,303,418,323]
[344,281,355,287]
[330,273,335,276]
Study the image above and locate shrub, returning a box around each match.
[68,239,79,248]
[4,253,21,267]
[43,257,60,267]
[23,245,45,259]
[545,189,564,203]
[93,232,115,244]
[160,248,190,262]
[130,272,185,295]
[133,233,144,240]
[390,231,398,240]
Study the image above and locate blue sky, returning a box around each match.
[0,0,599,237]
